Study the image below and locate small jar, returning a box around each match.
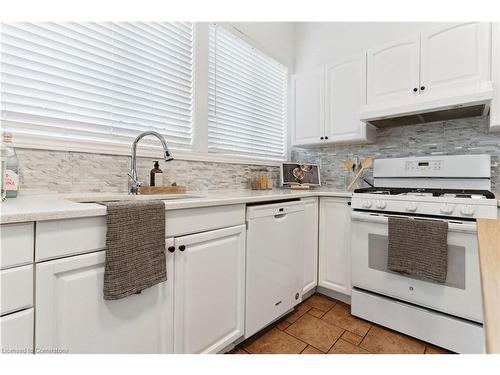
[250,179,260,190]
[259,175,267,190]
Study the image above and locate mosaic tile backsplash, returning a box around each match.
[15,149,280,195]
[13,115,500,195]
[291,116,500,193]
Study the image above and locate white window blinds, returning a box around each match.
[208,24,287,161]
[1,22,194,150]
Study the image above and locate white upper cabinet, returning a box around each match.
[292,56,375,147]
[291,71,324,145]
[364,22,492,115]
[420,23,491,98]
[366,35,420,104]
[491,22,500,131]
[325,54,375,143]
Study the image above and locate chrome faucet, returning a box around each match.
[128,131,174,195]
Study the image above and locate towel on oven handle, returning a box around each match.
[387,216,448,283]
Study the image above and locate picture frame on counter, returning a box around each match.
[280,163,321,187]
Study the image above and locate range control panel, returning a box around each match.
[374,154,491,179]
[405,160,443,171]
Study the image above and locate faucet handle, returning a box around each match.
[127,172,139,183]
[127,172,141,195]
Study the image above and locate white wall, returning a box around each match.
[229,22,296,70]
[294,22,448,73]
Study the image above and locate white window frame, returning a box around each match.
[6,22,289,167]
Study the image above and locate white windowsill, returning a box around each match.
[12,134,283,167]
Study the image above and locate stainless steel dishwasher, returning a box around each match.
[245,200,305,338]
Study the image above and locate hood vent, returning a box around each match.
[367,104,488,129]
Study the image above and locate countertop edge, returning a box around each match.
[0,190,352,224]
[476,219,500,354]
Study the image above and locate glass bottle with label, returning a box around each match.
[1,133,19,199]
[150,161,163,187]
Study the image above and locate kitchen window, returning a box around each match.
[207,23,288,161]
[1,22,194,155]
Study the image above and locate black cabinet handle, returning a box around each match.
[325,136,329,140]
[179,245,186,252]
[168,246,175,253]
[420,86,425,91]
[320,136,324,140]
[413,87,418,92]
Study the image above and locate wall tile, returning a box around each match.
[291,116,500,192]
[15,149,280,194]
[14,116,500,195]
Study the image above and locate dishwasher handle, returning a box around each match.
[246,201,305,220]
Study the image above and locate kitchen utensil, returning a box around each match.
[347,158,373,190]
[344,159,360,189]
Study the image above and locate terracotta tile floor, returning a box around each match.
[230,293,452,354]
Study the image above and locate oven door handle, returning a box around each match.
[351,211,477,233]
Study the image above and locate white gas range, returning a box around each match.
[349,154,497,354]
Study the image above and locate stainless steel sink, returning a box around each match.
[67,193,203,203]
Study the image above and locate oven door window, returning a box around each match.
[368,234,466,290]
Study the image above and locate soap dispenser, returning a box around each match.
[150,161,163,187]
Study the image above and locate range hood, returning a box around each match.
[360,84,494,128]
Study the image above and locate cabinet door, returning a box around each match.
[291,72,324,145]
[174,225,245,354]
[367,35,420,104]
[420,22,490,97]
[36,248,174,354]
[325,54,367,141]
[302,197,318,294]
[318,197,352,295]
[1,308,34,354]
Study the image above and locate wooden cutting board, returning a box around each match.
[138,185,187,195]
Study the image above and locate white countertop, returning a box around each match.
[0,189,352,224]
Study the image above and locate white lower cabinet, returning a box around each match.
[173,225,246,354]
[302,197,319,294]
[318,197,352,296]
[0,264,33,316]
[36,249,174,354]
[33,203,246,354]
[1,308,34,354]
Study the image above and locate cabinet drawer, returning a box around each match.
[1,222,34,269]
[0,265,33,315]
[0,308,34,354]
[36,216,107,261]
[166,204,245,237]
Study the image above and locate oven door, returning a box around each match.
[351,211,483,323]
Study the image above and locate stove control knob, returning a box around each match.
[460,205,475,216]
[375,200,387,209]
[362,200,373,209]
[439,203,454,215]
[406,202,418,212]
